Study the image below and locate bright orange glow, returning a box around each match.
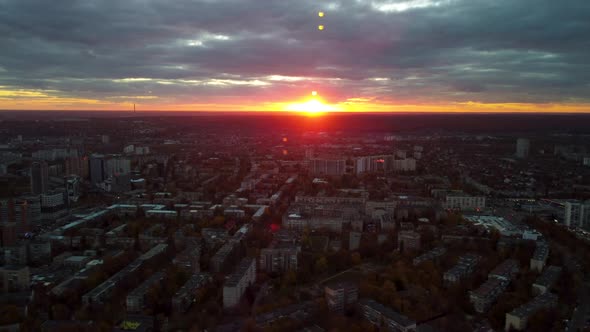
[285,98,338,116]
[2,87,590,113]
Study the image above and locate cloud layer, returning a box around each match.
[1,0,589,110]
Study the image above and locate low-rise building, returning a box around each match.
[359,299,417,332]
[173,246,201,273]
[201,228,229,247]
[171,273,212,312]
[489,259,519,281]
[223,257,256,308]
[505,292,558,331]
[145,209,177,220]
[82,244,168,305]
[413,247,446,266]
[325,282,358,313]
[470,278,509,313]
[259,241,300,274]
[126,271,164,312]
[63,256,93,270]
[444,195,485,211]
[532,266,562,295]
[469,259,520,313]
[255,301,318,328]
[210,240,238,273]
[398,230,421,252]
[443,253,480,285]
[530,242,549,272]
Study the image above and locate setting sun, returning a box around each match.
[285,98,337,116]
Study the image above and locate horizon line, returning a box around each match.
[2,109,590,116]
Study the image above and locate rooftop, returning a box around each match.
[489,259,519,280]
[533,266,562,288]
[139,244,168,261]
[360,298,416,328]
[413,247,446,265]
[532,242,549,261]
[174,273,211,297]
[471,278,508,298]
[128,271,164,298]
[509,292,558,319]
[225,258,255,287]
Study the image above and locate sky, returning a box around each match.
[1,0,590,113]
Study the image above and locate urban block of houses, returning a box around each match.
[172,273,212,313]
[324,282,358,313]
[359,298,417,332]
[443,253,481,285]
[531,265,562,295]
[413,247,446,266]
[505,292,558,331]
[530,242,549,272]
[222,257,256,308]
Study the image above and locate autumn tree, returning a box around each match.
[351,252,362,266]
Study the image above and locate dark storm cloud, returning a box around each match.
[0,0,589,105]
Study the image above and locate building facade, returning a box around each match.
[223,258,256,308]
[516,138,530,159]
[30,161,49,194]
[325,282,358,313]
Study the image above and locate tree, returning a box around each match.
[527,308,561,332]
[351,252,362,266]
[314,256,328,274]
[281,270,297,290]
[213,215,225,227]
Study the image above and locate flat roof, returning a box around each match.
[360,298,416,327]
[128,271,164,298]
[224,258,255,287]
[533,266,562,288]
[509,292,557,319]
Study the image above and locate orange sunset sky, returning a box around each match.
[1,0,589,113]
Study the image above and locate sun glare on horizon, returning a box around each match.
[285,94,338,116]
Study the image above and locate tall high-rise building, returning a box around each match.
[516,138,530,159]
[65,156,89,178]
[65,176,81,203]
[310,158,346,176]
[89,154,105,184]
[355,155,392,174]
[30,161,49,194]
[105,157,131,178]
[0,196,38,245]
[564,201,590,229]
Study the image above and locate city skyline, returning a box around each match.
[1,0,590,113]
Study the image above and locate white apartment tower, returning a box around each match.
[516,138,530,159]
